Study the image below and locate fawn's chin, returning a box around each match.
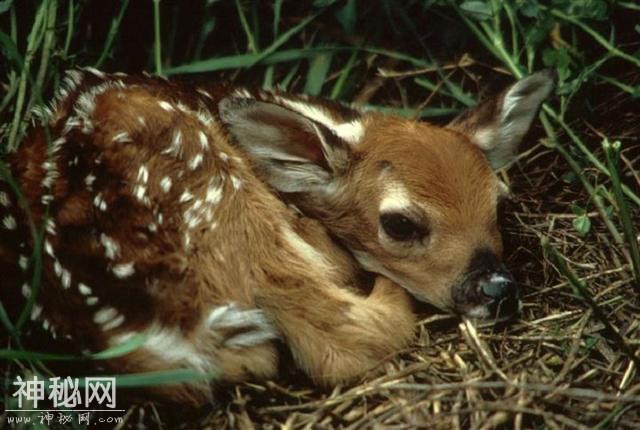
[462,299,523,324]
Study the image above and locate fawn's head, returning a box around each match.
[220,71,554,320]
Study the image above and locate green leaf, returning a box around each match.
[570,204,586,216]
[573,214,592,236]
[519,0,540,18]
[336,0,356,35]
[108,369,214,387]
[0,0,12,14]
[304,52,332,96]
[460,1,493,20]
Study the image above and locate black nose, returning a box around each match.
[479,272,514,300]
[478,270,519,317]
[456,248,520,319]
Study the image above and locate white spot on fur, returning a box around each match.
[53,260,63,277]
[30,304,43,320]
[60,268,71,289]
[158,101,175,112]
[93,307,118,325]
[45,219,56,236]
[100,234,120,260]
[85,173,96,189]
[21,283,31,298]
[83,67,106,78]
[188,153,204,170]
[179,190,193,203]
[44,240,55,257]
[134,185,147,202]
[18,255,29,270]
[198,131,209,150]
[0,192,10,207]
[137,165,149,183]
[3,215,17,230]
[112,262,135,278]
[41,194,54,205]
[160,176,172,193]
[230,175,242,190]
[101,314,125,331]
[197,88,213,99]
[86,296,99,306]
[112,131,132,143]
[163,130,183,157]
[93,193,107,211]
[205,183,222,205]
[78,282,92,296]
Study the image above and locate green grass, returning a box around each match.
[1,1,639,428]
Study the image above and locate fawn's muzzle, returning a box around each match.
[454,249,520,320]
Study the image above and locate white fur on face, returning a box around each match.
[379,180,413,213]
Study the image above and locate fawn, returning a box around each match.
[0,68,553,403]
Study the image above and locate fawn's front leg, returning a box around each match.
[258,276,416,385]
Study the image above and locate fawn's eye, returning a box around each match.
[380,213,426,242]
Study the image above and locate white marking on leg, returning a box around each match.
[109,323,211,372]
[206,303,279,348]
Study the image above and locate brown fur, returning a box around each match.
[0,68,551,404]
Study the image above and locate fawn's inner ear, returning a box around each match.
[448,70,555,169]
[219,95,353,193]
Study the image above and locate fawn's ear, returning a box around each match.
[448,70,555,169]
[219,94,358,193]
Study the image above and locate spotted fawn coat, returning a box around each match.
[0,68,553,404]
